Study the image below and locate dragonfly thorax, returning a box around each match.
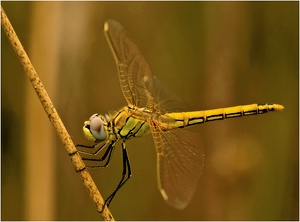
[112,106,151,139]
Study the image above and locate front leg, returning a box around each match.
[76,140,116,168]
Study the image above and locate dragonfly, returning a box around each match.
[77,19,284,210]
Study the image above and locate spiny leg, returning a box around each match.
[76,139,111,156]
[105,141,132,208]
[78,141,116,168]
[76,140,132,210]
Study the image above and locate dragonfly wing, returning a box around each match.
[150,123,205,209]
[103,19,155,108]
[105,19,205,208]
[103,19,188,113]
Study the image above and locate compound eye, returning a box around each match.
[89,113,99,121]
[89,116,107,141]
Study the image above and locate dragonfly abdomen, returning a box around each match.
[164,103,284,129]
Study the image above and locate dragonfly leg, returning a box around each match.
[80,141,116,168]
[76,139,110,155]
[105,141,132,207]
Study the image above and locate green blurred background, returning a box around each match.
[1,2,298,220]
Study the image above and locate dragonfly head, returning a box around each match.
[83,113,108,143]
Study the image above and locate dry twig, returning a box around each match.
[1,6,114,221]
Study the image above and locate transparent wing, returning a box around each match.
[104,19,204,208]
[103,19,188,113]
[103,19,154,108]
[150,123,205,209]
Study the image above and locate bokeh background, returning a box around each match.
[2,2,298,220]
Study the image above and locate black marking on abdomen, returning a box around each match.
[258,107,269,114]
[206,114,224,122]
[243,110,258,115]
[225,112,243,118]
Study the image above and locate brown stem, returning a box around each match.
[1,5,114,221]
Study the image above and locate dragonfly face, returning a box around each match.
[83,113,109,143]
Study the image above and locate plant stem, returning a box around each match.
[1,6,114,221]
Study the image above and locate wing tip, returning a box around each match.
[160,188,169,201]
[103,21,110,32]
[160,188,189,210]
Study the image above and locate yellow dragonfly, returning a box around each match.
[77,19,284,210]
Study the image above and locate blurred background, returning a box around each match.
[1,2,298,220]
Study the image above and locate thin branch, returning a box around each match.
[1,6,114,221]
